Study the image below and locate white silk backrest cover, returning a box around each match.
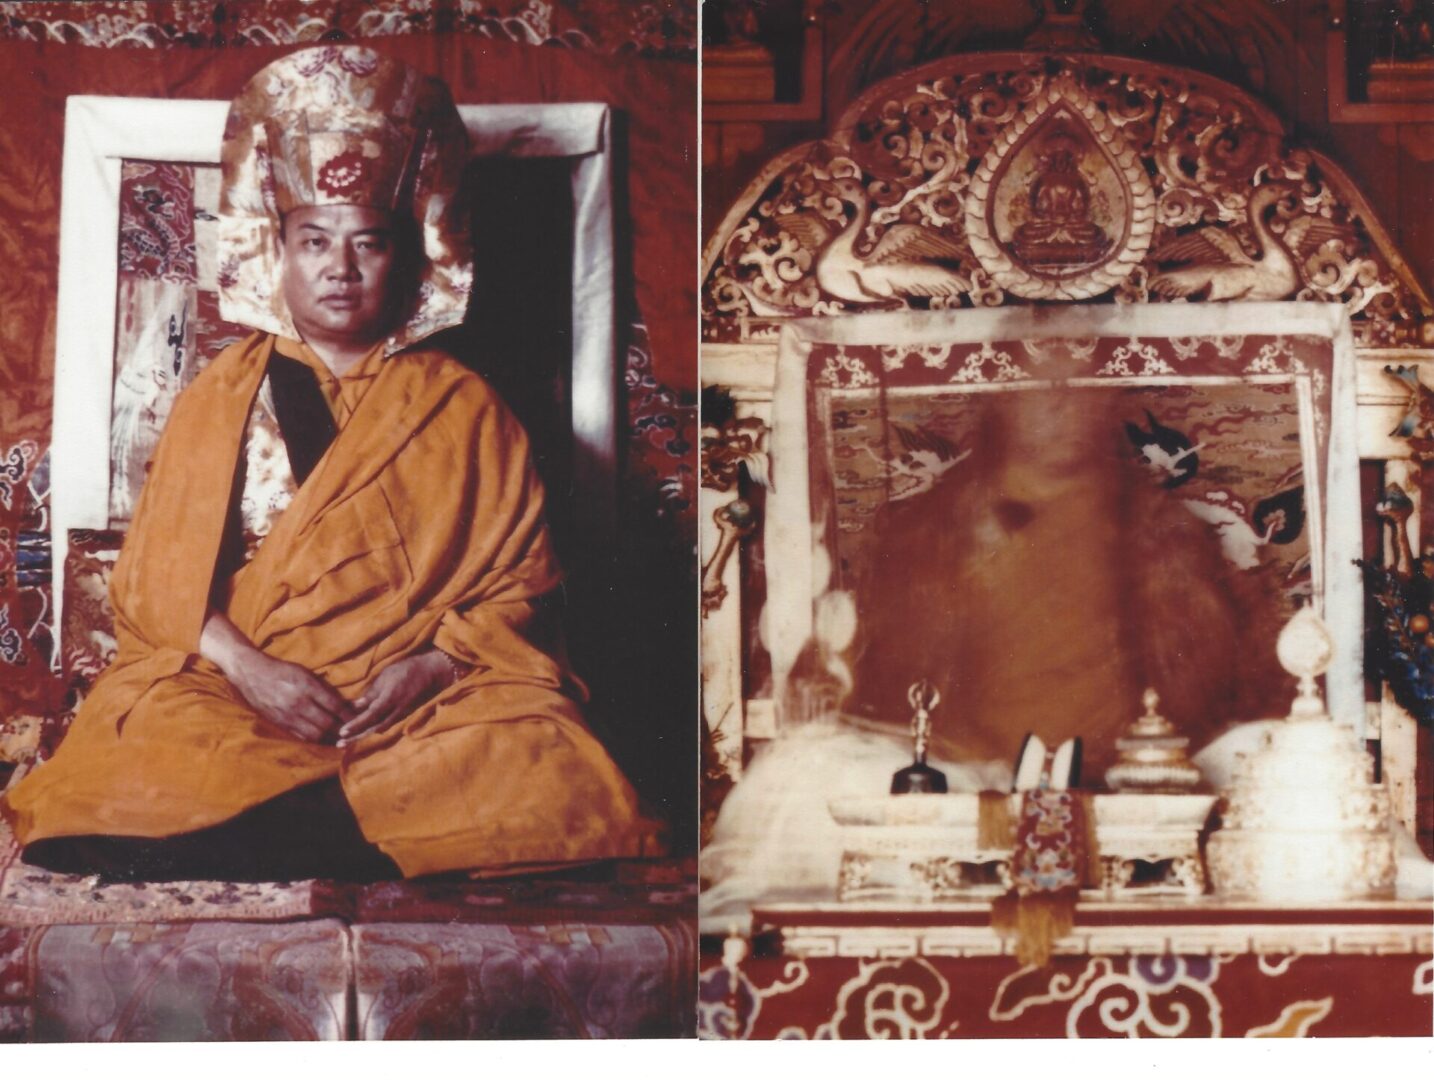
[50,96,615,648]
[765,303,1365,738]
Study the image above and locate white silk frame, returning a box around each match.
[50,96,616,652]
[765,303,1365,737]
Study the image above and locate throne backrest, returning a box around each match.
[50,97,617,707]
[698,50,1434,840]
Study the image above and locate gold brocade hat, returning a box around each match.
[219,45,472,355]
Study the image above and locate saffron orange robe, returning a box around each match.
[1,333,663,876]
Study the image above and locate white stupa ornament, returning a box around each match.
[1276,604,1336,722]
[1206,606,1396,902]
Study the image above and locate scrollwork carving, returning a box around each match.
[700,415,770,493]
[703,53,1429,346]
[909,856,965,896]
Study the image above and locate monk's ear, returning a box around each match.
[272,221,291,279]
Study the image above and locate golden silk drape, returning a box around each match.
[3,334,663,875]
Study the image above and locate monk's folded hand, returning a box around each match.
[229,653,355,743]
[336,651,452,748]
[200,609,352,743]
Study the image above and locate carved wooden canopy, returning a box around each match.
[702,52,1433,348]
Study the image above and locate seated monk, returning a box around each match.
[847,381,1293,783]
[1,46,663,882]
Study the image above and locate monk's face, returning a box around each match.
[280,205,399,349]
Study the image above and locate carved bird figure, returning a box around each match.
[1149,184,1352,304]
[776,178,971,305]
[1124,408,1202,488]
[1149,185,1302,301]
[861,422,970,501]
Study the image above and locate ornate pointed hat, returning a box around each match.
[219,45,472,354]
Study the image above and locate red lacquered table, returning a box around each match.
[699,898,1434,1039]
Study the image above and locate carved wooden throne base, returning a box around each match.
[831,793,1217,903]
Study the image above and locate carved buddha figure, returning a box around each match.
[1011,131,1111,269]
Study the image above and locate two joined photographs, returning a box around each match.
[0,0,1431,1047]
